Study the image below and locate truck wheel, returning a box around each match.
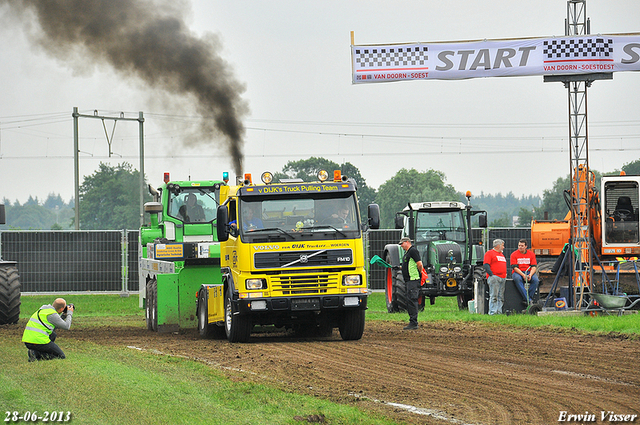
[224,292,251,343]
[145,280,153,330]
[0,265,20,325]
[146,279,158,332]
[198,289,215,338]
[198,289,225,339]
[338,309,365,341]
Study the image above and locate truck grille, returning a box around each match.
[271,273,339,295]
[254,249,353,269]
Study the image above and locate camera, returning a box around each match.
[63,303,75,314]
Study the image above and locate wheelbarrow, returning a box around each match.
[587,293,640,316]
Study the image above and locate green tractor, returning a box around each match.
[382,196,487,312]
[139,175,226,333]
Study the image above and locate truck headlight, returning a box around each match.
[342,275,361,286]
[246,278,266,290]
[453,266,462,273]
[440,266,448,273]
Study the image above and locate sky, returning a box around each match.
[0,0,639,205]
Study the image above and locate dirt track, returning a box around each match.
[58,319,640,424]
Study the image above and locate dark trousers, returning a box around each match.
[406,279,420,325]
[25,331,66,360]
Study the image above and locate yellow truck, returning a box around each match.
[197,170,380,342]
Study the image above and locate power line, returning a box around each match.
[1,145,638,161]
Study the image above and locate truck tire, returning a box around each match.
[145,280,153,331]
[224,291,251,343]
[146,279,158,332]
[0,265,20,325]
[198,289,225,339]
[338,309,365,341]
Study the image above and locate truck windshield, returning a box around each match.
[414,210,466,243]
[239,193,361,241]
[167,188,219,223]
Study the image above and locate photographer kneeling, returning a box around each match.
[22,298,74,362]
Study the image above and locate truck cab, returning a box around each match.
[209,170,380,342]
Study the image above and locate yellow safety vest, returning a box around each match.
[22,307,56,344]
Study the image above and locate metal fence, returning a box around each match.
[0,228,531,293]
[0,230,139,293]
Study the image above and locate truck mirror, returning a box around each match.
[394,214,404,230]
[216,205,229,241]
[367,204,380,229]
[478,213,487,228]
[0,204,5,225]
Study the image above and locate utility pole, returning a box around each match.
[72,108,145,230]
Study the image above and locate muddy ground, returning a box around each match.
[26,318,639,424]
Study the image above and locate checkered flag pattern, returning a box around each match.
[354,46,428,68]
[543,38,613,60]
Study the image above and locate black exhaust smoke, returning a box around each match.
[3,0,248,175]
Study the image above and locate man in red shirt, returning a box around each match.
[483,239,507,315]
[510,239,539,304]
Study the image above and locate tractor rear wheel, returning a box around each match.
[385,252,406,312]
[0,265,20,325]
[385,257,397,312]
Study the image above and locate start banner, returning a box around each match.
[351,34,640,83]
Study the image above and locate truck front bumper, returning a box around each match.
[235,294,368,314]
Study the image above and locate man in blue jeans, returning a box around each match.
[510,239,539,304]
[483,239,507,315]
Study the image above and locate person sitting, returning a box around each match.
[324,206,350,226]
[178,205,188,221]
[185,194,205,222]
[241,207,263,231]
[510,239,539,304]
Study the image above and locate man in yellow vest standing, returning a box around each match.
[22,298,73,362]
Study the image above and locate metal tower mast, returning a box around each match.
[566,0,592,309]
[545,0,612,308]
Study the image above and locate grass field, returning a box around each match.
[2,292,637,424]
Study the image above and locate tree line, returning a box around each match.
[2,158,639,231]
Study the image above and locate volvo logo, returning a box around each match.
[299,254,309,263]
